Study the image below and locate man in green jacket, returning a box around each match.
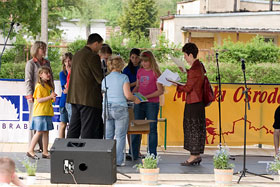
[66,33,104,139]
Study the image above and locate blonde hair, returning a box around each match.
[107,56,125,72]
[30,41,47,58]
[0,157,15,176]
[37,66,54,89]
[140,50,161,76]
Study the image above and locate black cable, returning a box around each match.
[0,22,14,70]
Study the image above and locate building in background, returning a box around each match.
[161,0,280,60]
[58,19,107,43]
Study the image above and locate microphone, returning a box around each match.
[241,59,245,72]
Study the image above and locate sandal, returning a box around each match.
[180,157,202,166]
[26,152,40,160]
[42,154,51,159]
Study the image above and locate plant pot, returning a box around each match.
[26,175,36,185]
[139,168,160,185]
[214,168,233,186]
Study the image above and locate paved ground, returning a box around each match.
[1,143,280,186]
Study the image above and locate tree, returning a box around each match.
[155,0,181,17]
[0,0,77,40]
[100,0,122,27]
[41,0,48,44]
[119,0,158,40]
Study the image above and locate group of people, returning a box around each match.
[22,32,209,168]
[3,31,280,186]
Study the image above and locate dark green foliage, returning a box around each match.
[1,35,29,64]
[107,33,181,64]
[203,62,280,84]
[107,32,151,62]
[0,62,26,79]
[119,0,158,40]
[0,0,78,39]
[67,39,87,55]
[100,0,122,26]
[215,36,280,64]
[47,45,62,80]
[153,34,182,63]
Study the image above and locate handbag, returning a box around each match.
[203,75,215,107]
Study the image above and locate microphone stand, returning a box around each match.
[235,59,273,183]
[102,61,108,139]
[215,52,223,146]
[101,60,131,179]
[0,22,15,70]
[216,52,235,160]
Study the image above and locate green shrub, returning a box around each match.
[215,36,280,64]
[213,146,234,170]
[153,34,182,63]
[134,153,159,169]
[204,62,280,84]
[107,32,182,64]
[269,154,280,172]
[67,39,86,54]
[0,62,26,79]
[106,32,152,62]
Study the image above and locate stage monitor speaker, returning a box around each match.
[50,138,116,185]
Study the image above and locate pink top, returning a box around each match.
[137,68,159,103]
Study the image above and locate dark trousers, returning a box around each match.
[66,104,103,139]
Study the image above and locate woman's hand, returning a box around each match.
[134,97,141,104]
[177,85,185,92]
[51,92,57,102]
[63,87,68,94]
[178,67,185,73]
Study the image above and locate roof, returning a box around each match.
[177,0,196,4]
[61,18,108,23]
[175,11,280,18]
[161,11,280,20]
[181,26,280,33]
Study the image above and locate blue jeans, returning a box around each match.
[131,102,159,159]
[104,103,129,165]
[65,103,72,122]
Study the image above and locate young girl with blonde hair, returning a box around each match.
[102,56,140,166]
[27,66,57,159]
[131,50,164,160]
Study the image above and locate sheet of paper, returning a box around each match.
[166,78,184,86]
[170,55,186,72]
[157,69,181,86]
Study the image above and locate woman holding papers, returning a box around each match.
[102,56,140,166]
[131,50,164,160]
[176,43,206,166]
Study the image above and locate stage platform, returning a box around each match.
[1,143,280,186]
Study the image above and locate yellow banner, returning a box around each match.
[159,84,279,146]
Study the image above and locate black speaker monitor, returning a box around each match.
[50,138,116,185]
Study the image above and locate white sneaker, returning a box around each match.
[117,162,125,167]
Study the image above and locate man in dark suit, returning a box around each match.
[66,33,104,139]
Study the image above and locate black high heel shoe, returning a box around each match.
[180,157,202,166]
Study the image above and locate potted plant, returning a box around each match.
[269,154,280,180]
[213,146,234,186]
[21,159,37,185]
[135,153,160,185]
